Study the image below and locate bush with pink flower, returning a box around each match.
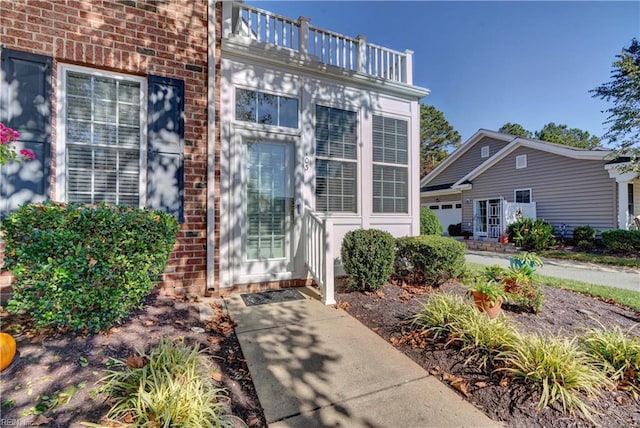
[0,123,36,165]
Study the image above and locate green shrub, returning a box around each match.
[341,228,395,291]
[507,217,556,251]
[447,223,462,237]
[394,235,465,287]
[2,202,179,333]
[99,338,230,427]
[420,207,443,235]
[601,229,640,253]
[573,225,596,245]
[578,326,640,396]
[498,334,611,421]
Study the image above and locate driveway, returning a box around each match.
[466,250,640,293]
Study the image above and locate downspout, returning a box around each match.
[206,0,217,293]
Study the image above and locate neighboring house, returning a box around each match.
[0,1,428,304]
[420,129,639,239]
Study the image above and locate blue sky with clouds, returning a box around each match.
[245,1,639,144]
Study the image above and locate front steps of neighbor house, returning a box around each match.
[462,239,518,253]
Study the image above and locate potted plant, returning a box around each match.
[500,232,509,244]
[462,230,472,240]
[467,280,505,319]
[509,251,543,271]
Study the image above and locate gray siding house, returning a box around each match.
[421,129,640,239]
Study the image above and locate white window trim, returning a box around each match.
[313,103,360,214]
[371,114,410,215]
[480,145,489,158]
[514,188,532,203]
[233,86,300,130]
[516,154,527,169]
[55,63,148,206]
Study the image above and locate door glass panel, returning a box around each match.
[245,142,291,261]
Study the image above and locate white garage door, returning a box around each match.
[426,202,462,235]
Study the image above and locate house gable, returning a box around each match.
[421,129,512,190]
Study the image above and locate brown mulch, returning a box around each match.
[337,281,640,428]
[0,294,267,427]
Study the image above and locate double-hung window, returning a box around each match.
[514,189,531,204]
[61,66,145,206]
[372,115,408,213]
[315,105,357,213]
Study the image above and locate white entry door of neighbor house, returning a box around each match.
[240,141,294,278]
[474,199,502,238]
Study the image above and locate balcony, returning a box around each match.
[221,1,414,85]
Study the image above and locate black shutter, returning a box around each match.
[147,75,185,222]
[0,49,52,217]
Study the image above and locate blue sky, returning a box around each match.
[245,1,639,144]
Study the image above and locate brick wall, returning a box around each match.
[0,0,211,298]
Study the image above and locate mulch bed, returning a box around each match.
[336,281,640,428]
[0,294,267,427]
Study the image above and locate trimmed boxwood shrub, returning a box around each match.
[341,228,395,292]
[447,222,462,237]
[573,225,597,250]
[601,229,640,253]
[394,235,465,287]
[1,202,179,333]
[420,207,443,235]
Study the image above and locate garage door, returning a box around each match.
[426,202,462,235]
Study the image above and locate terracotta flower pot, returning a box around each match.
[471,291,502,319]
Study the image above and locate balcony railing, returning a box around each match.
[222,2,414,84]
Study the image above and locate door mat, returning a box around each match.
[240,288,306,307]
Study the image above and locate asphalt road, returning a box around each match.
[466,251,640,293]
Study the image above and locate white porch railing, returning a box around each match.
[303,206,336,305]
[222,2,413,84]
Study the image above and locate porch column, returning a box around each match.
[618,180,630,230]
[613,172,637,229]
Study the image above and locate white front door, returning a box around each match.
[240,141,294,278]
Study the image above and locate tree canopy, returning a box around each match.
[497,122,600,149]
[498,122,532,138]
[534,122,601,149]
[420,104,461,177]
[591,38,640,169]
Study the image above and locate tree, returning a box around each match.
[498,122,532,138]
[534,122,601,149]
[591,38,640,169]
[420,104,461,177]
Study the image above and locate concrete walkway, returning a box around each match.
[224,288,501,428]
[466,251,640,293]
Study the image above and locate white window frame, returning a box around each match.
[55,63,147,206]
[314,104,359,214]
[234,87,300,129]
[372,114,409,214]
[516,154,527,169]
[480,145,489,158]
[514,188,532,204]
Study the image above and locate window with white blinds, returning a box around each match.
[372,115,408,213]
[64,70,143,206]
[315,105,358,213]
